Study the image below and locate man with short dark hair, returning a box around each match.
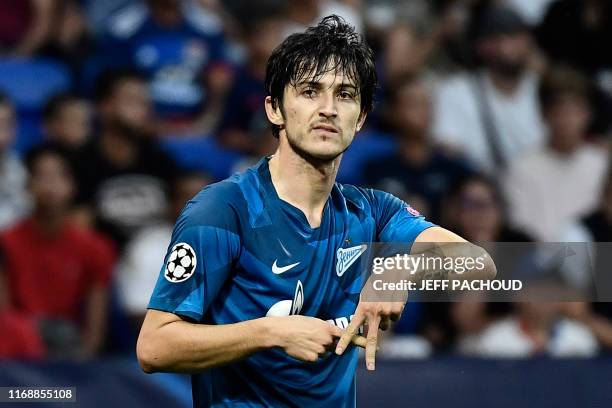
[137,16,493,407]
[0,146,115,358]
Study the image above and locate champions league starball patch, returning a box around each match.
[164,243,197,283]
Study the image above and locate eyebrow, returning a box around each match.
[297,81,358,91]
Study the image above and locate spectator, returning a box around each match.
[97,0,233,134]
[0,93,30,230]
[444,174,532,242]
[115,170,211,329]
[42,92,92,157]
[433,5,545,174]
[77,70,178,249]
[362,74,473,222]
[503,66,609,241]
[94,69,152,134]
[217,10,284,153]
[476,300,598,358]
[0,146,115,359]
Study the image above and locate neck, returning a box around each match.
[32,210,66,236]
[486,70,522,95]
[549,137,581,155]
[268,140,340,228]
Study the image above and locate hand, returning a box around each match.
[334,300,404,370]
[271,315,366,363]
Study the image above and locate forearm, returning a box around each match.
[81,287,109,356]
[137,314,278,374]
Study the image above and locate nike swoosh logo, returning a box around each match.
[272,260,300,274]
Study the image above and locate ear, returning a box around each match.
[356,111,368,132]
[265,96,285,127]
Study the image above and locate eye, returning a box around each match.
[339,91,354,100]
[302,88,317,98]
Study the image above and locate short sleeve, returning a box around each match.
[369,189,435,245]
[147,186,241,321]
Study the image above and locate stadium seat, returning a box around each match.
[158,135,245,181]
[0,58,72,112]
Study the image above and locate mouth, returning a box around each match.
[312,124,339,133]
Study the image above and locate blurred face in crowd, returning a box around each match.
[515,301,559,328]
[0,102,15,152]
[455,180,501,242]
[544,94,591,152]
[384,25,427,78]
[47,99,91,147]
[266,68,367,161]
[104,79,152,131]
[390,79,432,138]
[478,32,532,78]
[29,153,75,215]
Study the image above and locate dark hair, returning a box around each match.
[539,66,592,111]
[265,15,377,137]
[42,92,81,122]
[93,68,145,104]
[24,144,75,179]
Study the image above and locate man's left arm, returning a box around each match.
[336,193,496,369]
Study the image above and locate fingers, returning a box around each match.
[365,315,380,370]
[350,335,367,349]
[335,311,364,355]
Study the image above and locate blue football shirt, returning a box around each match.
[148,157,434,407]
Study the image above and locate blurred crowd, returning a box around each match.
[0,0,611,361]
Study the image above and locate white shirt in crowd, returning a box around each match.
[433,71,546,174]
[503,144,608,242]
[116,223,173,315]
[503,0,555,26]
[0,153,30,230]
[475,317,598,358]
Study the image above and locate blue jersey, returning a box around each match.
[148,157,434,407]
[101,3,230,118]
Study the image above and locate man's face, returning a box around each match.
[479,32,531,78]
[268,69,366,161]
[29,154,74,213]
[392,81,432,137]
[48,100,91,147]
[106,79,152,131]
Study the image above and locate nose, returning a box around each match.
[318,91,338,119]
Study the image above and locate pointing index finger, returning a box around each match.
[335,312,364,355]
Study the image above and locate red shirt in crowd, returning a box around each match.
[0,218,115,324]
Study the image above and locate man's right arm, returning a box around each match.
[137,310,363,374]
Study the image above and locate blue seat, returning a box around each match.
[0,58,71,112]
[336,130,397,185]
[159,134,245,181]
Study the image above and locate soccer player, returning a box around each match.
[137,15,495,407]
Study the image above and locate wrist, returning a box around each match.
[252,317,284,349]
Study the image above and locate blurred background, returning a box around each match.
[0,0,611,406]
